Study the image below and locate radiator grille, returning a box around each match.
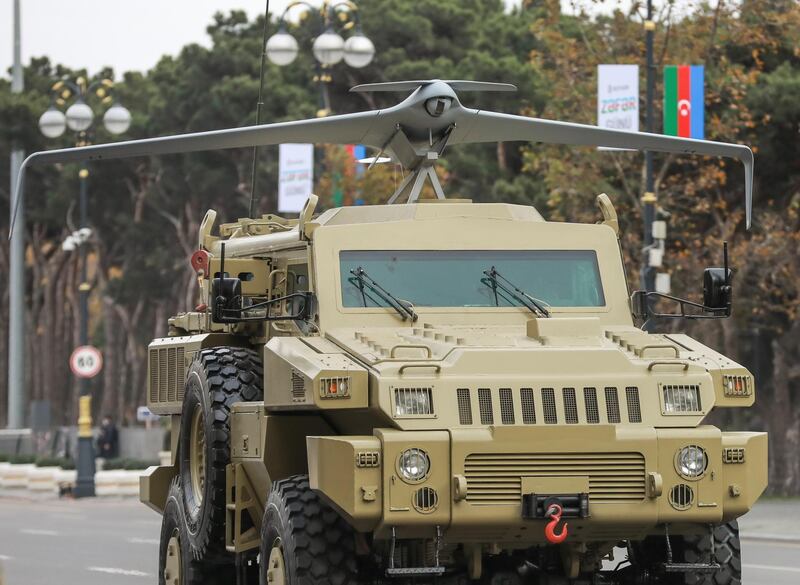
[478,388,494,425]
[454,386,643,425]
[457,388,473,425]
[149,350,159,403]
[394,387,434,416]
[520,388,536,424]
[499,388,515,424]
[563,388,578,424]
[542,388,557,424]
[148,346,188,407]
[584,387,600,423]
[605,387,621,423]
[167,349,177,402]
[626,387,642,423]
[464,452,647,505]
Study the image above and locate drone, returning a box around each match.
[10,79,754,235]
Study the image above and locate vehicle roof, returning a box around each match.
[310,201,546,229]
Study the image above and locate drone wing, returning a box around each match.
[456,110,755,228]
[9,111,381,237]
[351,80,517,93]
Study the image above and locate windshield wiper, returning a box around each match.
[349,267,418,322]
[481,266,551,318]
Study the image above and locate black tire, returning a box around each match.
[179,346,263,560]
[259,474,362,585]
[635,521,742,585]
[159,478,231,585]
[678,521,742,585]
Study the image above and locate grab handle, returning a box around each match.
[398,364,441,375]
[637,344,680,358]
[390,344,432,358]
[647,361,689,372]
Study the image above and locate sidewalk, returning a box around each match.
[738,498,800,542]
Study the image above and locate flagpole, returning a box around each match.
[642,0,656,332]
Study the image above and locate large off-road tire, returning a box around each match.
[635,521,742,585]
[259,474,363,585]
[677,521,742,585]
[179,346,263,561]
[159,479,230,585]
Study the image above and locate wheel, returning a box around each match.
[634,521,742,585]
[259,474,363,585]
[179,346,263,560]
[159,479,230,585]
[679,521,742,585]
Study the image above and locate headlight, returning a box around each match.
[662,384,702,413]
[675,445,707,480]
[394,388,434,416]
[397,448,430,483]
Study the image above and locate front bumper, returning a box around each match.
[307,425,767,542]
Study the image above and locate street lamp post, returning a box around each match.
[38,77,131,498]
[642,1,657,331]
[265,0,375,116]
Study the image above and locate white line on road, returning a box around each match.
[20,528,58,536]
[744,563,800,573]
[88,567,150,577]
[0,554,13,561]
[126,537,159,545]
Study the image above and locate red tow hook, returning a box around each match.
[544,503,568,544]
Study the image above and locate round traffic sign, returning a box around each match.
[69,345,103,379]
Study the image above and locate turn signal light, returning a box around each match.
[723,375,752,397]
[320,376,350,399]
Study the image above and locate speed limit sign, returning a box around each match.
[69,346,103,379]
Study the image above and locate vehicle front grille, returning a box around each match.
[463,452,647,505]
[148,346,186,405]
[454,386,642,426]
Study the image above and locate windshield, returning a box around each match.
[340,250,605,308]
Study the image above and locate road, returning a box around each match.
[0,495,798,584]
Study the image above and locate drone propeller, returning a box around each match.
[351,80,517,93]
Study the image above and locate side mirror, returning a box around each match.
[703,267,732,311]
[211,275,242,322]
[631,290,649,320]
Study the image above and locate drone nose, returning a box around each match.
[425,96,453,117]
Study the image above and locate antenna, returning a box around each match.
[248,0,271,218]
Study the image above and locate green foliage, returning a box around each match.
[0,452,9,462]
[9,454,36,464]
[35,456,75,469]
[101,458,158,471]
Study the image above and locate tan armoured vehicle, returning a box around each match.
[15,81,764,585]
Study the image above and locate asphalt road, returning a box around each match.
[0,496,798,584]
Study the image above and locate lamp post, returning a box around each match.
[265,0,375,117]
[642,1,657,331]
[8,0,25,430]
[38,77,131,498]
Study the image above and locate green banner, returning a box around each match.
[663,65,678,135]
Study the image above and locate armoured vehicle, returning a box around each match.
[14,81,765,584]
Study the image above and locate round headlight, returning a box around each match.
[675,445,707,480]
[397,448,430,483]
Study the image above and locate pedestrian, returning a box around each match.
[96,415,119,460]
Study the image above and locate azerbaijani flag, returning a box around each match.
[663,65,704,139]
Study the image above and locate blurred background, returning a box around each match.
[0,0,797,493]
